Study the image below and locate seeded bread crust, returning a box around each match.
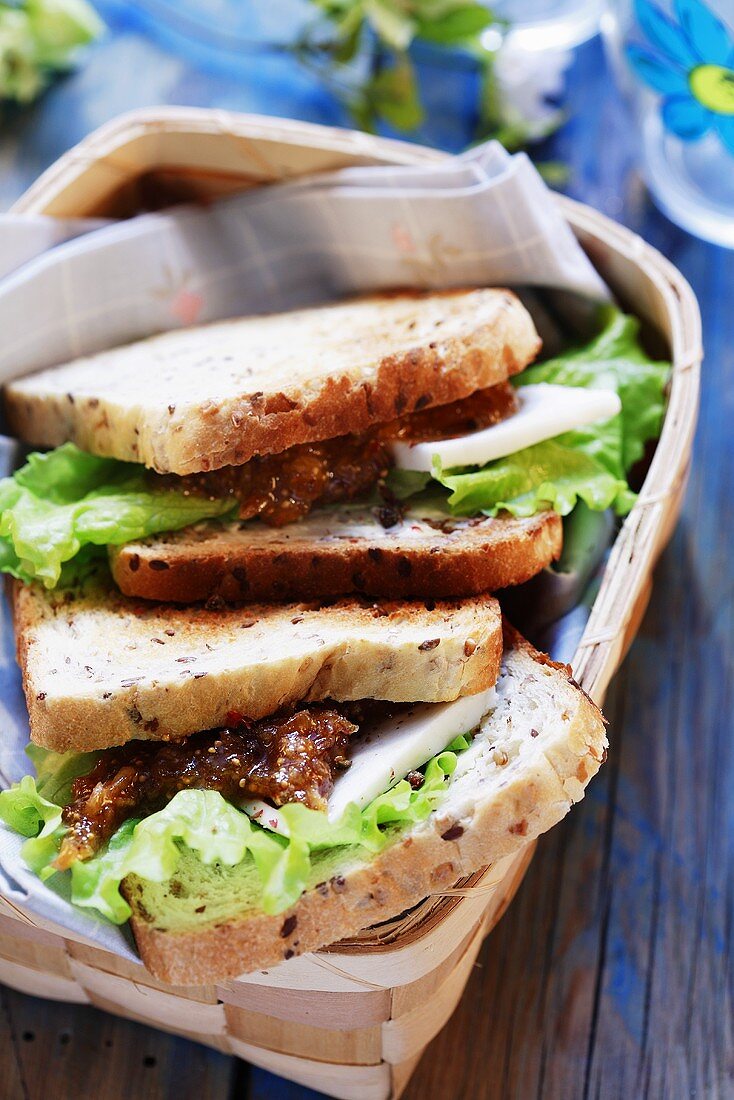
[4,289,540,475]
[126,627,607,985]
[109,510,562,604]
[12,583,502,752]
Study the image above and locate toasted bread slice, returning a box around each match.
[110,508,562,604]
[125,626,607,984]
[13,581,502,752]
[4,289,539,475]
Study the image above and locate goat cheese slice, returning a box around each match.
[242,687,496,835]
[390,383,622,473]
[326,687,496,823]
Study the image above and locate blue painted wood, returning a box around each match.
[0,22,731,1100]
[402,37,734,1100]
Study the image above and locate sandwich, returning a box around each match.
[2,570,607,983]
[0,290,667,604]
[0,288,668,983]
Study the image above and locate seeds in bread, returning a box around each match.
[4,289,540,475]
[13,581,502,752]
[125,627,607,984]
[110,508,562,604]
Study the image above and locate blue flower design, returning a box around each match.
[627,0,734,154]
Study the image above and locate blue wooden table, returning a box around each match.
[0,14,732,1100]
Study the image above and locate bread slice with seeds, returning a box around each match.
[12,580,502,752]
[4,288,539,475]
[110,508,562,604]
[125,626,607,984]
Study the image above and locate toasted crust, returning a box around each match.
[12,582,502,752]
[109,510,562,604]
[126,627,607,985]
[4,289,540,475]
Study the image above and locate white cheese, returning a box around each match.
[242,687,496,835]
[327,688,495,823]
[390,383,622,473]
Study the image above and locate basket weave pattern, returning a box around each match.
[2,110,702,1100]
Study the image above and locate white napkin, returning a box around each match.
[0,141,610,963]
[0,143,607,382]
[0,213,109,281]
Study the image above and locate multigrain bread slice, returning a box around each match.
[4,289,540,475]
[13,581,502,752]
[110,508,562,603]
[125,626,607,984]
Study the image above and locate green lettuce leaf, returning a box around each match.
[516,306,670,473]
[0,773,60,838]
[0,443,236,588]
[0,775,67,877]
[0,738,469,924]
[386,467,433,501]
[391,307,669,520]
[434,441,635,518]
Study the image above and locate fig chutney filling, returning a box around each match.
[56,707,360,870]
[150,382,519,527]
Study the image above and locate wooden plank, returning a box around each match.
[389,923,480,1021]
[0,986,38,1100]
[0,933,75,980]
[0,984,238,1100]
[74,962,228,1037]
[224,1003,383,1065]
[228,1036,391,1100]
[0,960,89,1005]
[66,941,220,1003]
[399,43,734,1100]
[218,981,391,1029]
[382,922,486,1064]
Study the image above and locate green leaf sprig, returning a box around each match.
[0,0,103,104]
[296,0,517,140]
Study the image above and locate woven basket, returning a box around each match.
[0,110,701,1100]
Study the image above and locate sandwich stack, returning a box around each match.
[2,283,610,982]
[0,111,701,1100]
